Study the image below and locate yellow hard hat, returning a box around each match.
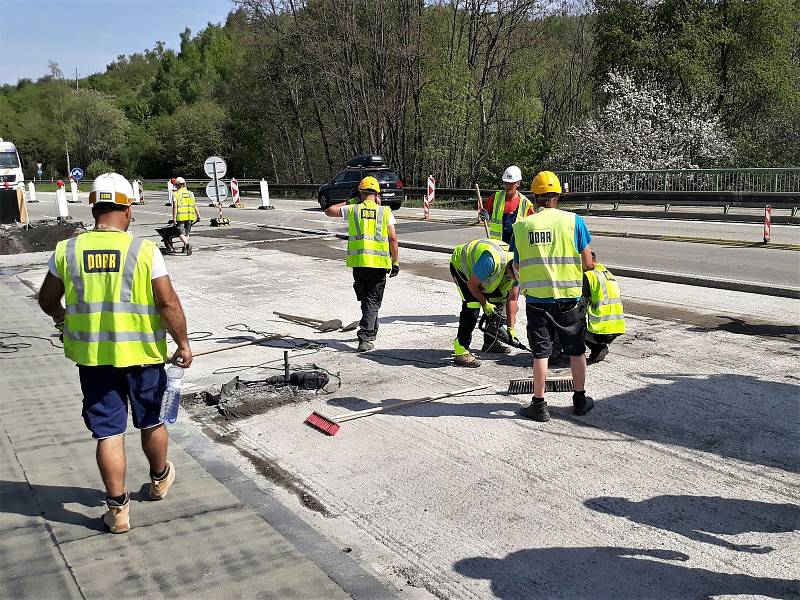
[89,173,134,206]
[531,171,562,195]
[358,176,380,194]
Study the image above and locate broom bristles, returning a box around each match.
[305,411,340,436]
[507,376,574,395]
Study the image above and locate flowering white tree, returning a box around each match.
[552,71,734,171]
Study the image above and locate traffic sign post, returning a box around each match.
[204,155,230,227]
[36,162,43,181]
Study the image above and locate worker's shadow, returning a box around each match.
[0,480,107,532]
[688,316,800,341]
[381,314,459,327]
[584,495,800,555]
[356,348,455,368]
[453,546,800,599]
[567,372,800,474]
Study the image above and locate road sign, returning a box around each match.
[206,180,228,202]
[36,162,42,169]
[203,156,227,179]
[70,167,84,180]
[37,168,43,177]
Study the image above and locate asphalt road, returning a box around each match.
[24,192,800,290]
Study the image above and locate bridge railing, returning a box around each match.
[556,169,800,194]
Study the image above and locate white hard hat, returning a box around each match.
[502,165,522,183]
[89,173,134,206]
[175,176,186,185]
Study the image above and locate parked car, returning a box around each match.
[318,155,405,210]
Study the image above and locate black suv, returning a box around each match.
[318,155,405,210]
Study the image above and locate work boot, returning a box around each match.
[588,347,609,364]
[357,340,374,352]
[103,493,130,534]
[520,398,550,422]
[454,352,481,368]
[149,461,176,501]
[573,393,595,416]
[480,339,511,354]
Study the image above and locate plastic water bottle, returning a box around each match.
[160,365,184,424]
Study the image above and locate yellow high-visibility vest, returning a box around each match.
[450,238,511,295]
[174,189,196,222]
[54,231,167,367]
[489,191,532,240]
[585,263,625,335]
[346,200,392,269]
[512,208,583,300]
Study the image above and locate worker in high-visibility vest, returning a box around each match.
[325,176,399,352]
[171,177,198,255]
[449,238,518,367]
[583,252,625,364]
[37,173,192,534]
[479,165,534,244]
[511,170,596,422]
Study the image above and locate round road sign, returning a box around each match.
[70,167,84,180]
[203,156,227,179]
[206,180,228,202]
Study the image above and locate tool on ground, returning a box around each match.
[192,333,287,358]
[507,376,574,394]
[474,184,490,237]
[478,314,530,352]
[273,311,357,333]
[305,384,491,436]
[264,350,331,390]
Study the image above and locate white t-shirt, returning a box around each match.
[340,204,397,226]
[48,242,168,280]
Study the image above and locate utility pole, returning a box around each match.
[74,68,79,91]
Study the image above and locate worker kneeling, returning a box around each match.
[584,252,625,363]
[450,238,519,367]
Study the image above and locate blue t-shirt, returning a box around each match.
[510,214,591,303]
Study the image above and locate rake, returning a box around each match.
[507,376,574,395]
[305,384,491,436]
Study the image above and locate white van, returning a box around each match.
[0,139,24,186]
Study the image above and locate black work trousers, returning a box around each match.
[352,267,387,342]
[450,263,507,350]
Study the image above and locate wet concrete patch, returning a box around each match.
[196,227,319,242]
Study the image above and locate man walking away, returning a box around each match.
[325,176,399,352]
[38,173,193,533]
[450,238,519,367]
[172,177,198,255]
[511,171,596,422]
[584,252,625,363]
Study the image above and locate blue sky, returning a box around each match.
[0,0,234,84]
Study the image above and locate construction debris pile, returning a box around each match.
[0,220,85,255]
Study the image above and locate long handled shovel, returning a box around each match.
[273,311,357,332]
[474,184,490,238]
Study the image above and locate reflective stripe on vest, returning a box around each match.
[585,264,625,335]
[56,231,167,367]
[175,190,195,221]
[512,208,583,300]
[450,238,510,294]
[346,201,392,269]
[489,191,532,240]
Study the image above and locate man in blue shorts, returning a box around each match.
[38,173,193,533]
[511,171,596,422]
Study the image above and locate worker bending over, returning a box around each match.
[450,238,519,367]
[38,173,192,533]
[171,177,198,255]
[511,171,595,422]
[584,252,625,363]
[325,176,399,352]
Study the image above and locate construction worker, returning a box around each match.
[171,177,198,255]
[479,165,534,244]
[583,252,625,363]
[325,176,399,352]
[450,238,519,367]
[511,170,595,422]
[478,165,533,352]
[37,173,192,534]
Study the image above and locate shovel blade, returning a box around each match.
[340,320,359,332]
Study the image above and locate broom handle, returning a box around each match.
[274,311,324,325]
[475,184,490,238]
[336,384,491,423]
[192,333,287,358]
